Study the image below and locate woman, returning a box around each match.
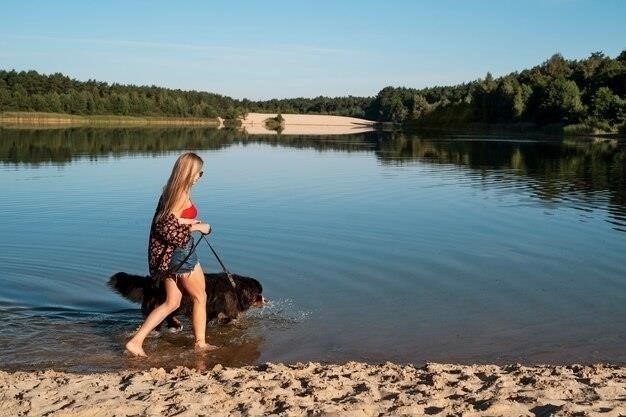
[125,152,212,357]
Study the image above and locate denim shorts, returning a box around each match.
[169,236,198,276]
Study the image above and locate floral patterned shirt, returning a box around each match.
[148,211,191,278]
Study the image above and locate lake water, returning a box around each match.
[1,127,625,372]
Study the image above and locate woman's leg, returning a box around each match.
[125,277,182,357]
[179,263,209,348]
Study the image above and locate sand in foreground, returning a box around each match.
[1,361,625,416]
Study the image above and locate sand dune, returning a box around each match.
[238,113,377,135]
[1,361,624,416]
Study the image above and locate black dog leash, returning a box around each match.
[200,234,248,313]
[201,234,236,288]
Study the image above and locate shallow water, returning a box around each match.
[1,127,625,372]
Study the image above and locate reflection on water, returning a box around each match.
[2,127,625,228]
[376,134,626,231]
[0,127,625,371]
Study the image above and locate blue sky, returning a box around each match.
[1,0,625,100]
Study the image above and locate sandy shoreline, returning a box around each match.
[239,113,377,135]
[1,361,624,416]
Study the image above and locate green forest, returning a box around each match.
[1,50,625,133]
[366,51,626,134]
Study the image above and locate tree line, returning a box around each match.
[366,51,626,133]
[0,71,241,119]
[1,50,625,131]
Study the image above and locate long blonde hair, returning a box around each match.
[156,152,203,222]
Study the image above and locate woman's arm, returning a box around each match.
[177,216,211,234]
[153,213,191,247]
[178,218,200,225]
[173,195,211,234]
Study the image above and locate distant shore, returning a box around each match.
[0,111,379,135]
[0,112,221,128]
[1,361,624,416]
[2,112,622,139]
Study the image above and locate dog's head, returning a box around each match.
[231,274,265,310]
[203,273,265,323]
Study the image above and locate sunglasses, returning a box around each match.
[198,171,204,178]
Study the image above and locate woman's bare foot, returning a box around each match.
[125,340,147,357]
[194,341,218,351]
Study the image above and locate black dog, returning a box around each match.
[109,272,265,328]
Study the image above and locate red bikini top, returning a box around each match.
[181,203,198,219]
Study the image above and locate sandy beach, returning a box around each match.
[1,361,624,416]
[238,113,377,135]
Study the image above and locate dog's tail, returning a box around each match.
[108,272,147,303]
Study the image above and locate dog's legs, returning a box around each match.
[165,313,183,332]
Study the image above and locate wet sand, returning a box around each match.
[239,113,377,135]
[1,361,624,416]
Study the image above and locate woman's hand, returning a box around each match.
[191,222,211,235]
